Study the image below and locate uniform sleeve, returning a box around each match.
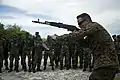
[69,22,99,40]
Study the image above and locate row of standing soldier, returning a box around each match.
[0,31,93,73]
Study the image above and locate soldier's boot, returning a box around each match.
[60,66,63,70]
[66,65,69,70]
[33,69,36,73]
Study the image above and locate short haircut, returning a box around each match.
[76,13,92,21]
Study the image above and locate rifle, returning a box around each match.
[32,19,80,31]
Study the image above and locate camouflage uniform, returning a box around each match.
[9,36,19,72]
[83,48,92,72]
[63,13,119,80]
[0,37,4,73]
[68,39,76,68]
[3,38,9,70]
[18,36,24,69]
[60,39,69,70]
[54,37,62,68]
[72,41,78,69]
[44,36,55,70]
[32,34,43,73]
[22,36,33,72]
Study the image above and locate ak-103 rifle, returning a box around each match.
[32,19,80,31]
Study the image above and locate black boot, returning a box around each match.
[66,65,69,70]
[33,69,36,73]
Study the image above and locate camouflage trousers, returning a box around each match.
[60,52,70,69]
[9,48,19,70]
[32,47,42,71]
[21,50,32,71]
[3,48,9,69]
[78,48,84,68]
[54,49,60,67]
[89,67,118,80]
[44,50,54,69]
[83,48,92,71]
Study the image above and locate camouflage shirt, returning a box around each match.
[68,22,119,70]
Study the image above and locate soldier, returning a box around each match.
[54,36,62,68]
[18,34,24,70]
[60,37,69,70]
[22,32,33,72]
[72,41,78,69]
[61,13,119,80]
[0,34,4,73]
[9,36,20,72]
[83,48,92,72]
[3,37,9,70]
[68,39,76,69]
[32,32,43,73]
[44,35,55,70]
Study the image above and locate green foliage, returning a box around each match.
[0,23,5,35]
[0,23,30,39]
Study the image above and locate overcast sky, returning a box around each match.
[0,0,120,38]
